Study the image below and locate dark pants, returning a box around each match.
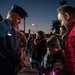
[0,55,15,75]
[33,60,42,75]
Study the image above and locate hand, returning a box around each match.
[20,59,30,69]
[53,62,63,70]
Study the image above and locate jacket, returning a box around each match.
[64,19,75,74]
[41,50,64,72]
[0,19,20,65]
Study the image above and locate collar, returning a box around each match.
[61,33,67,40]
[5,19,12,29]
[34,38,46,45]
[68,19,75,35]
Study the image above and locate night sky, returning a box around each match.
[0,0,75,33]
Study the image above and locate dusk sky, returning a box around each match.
[0,0,75,33]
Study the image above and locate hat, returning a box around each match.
[10,5,27,18]
[47,35,60,48]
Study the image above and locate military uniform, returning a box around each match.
[0,4,27,75]
[0,19,20,75]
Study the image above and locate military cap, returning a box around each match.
[10,5,27,18]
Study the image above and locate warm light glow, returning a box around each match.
[32,23,35,26]
[31,23,38,32]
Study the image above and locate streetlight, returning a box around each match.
[32,23,38,32]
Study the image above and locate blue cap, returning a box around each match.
[10,5,27,18]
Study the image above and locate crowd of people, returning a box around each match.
[0,4,75,75]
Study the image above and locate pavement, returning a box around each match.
[18,55,37,75]
[18,49,50,75]
[18,68,37,75]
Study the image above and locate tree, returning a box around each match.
[60,0,68,6]
[51,19,60,34]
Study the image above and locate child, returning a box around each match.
[40,35,65,75]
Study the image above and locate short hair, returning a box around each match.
[7,10,17,19]
[60,25,67,31]
[57,4,75,15]
[37,31,45,38]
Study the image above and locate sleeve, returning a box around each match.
[41,54,50,72]
[0,35,20,64]
[0,25,20,64]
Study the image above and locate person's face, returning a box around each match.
[60,27,66,36]
[36,33,41,39]
[14,26,19,32]
[10,13,22,27]
[49,47,54,53]
[58,13,68,27]
[37,34,40,39]
[49,47,58,54]
[36,33,38,39]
